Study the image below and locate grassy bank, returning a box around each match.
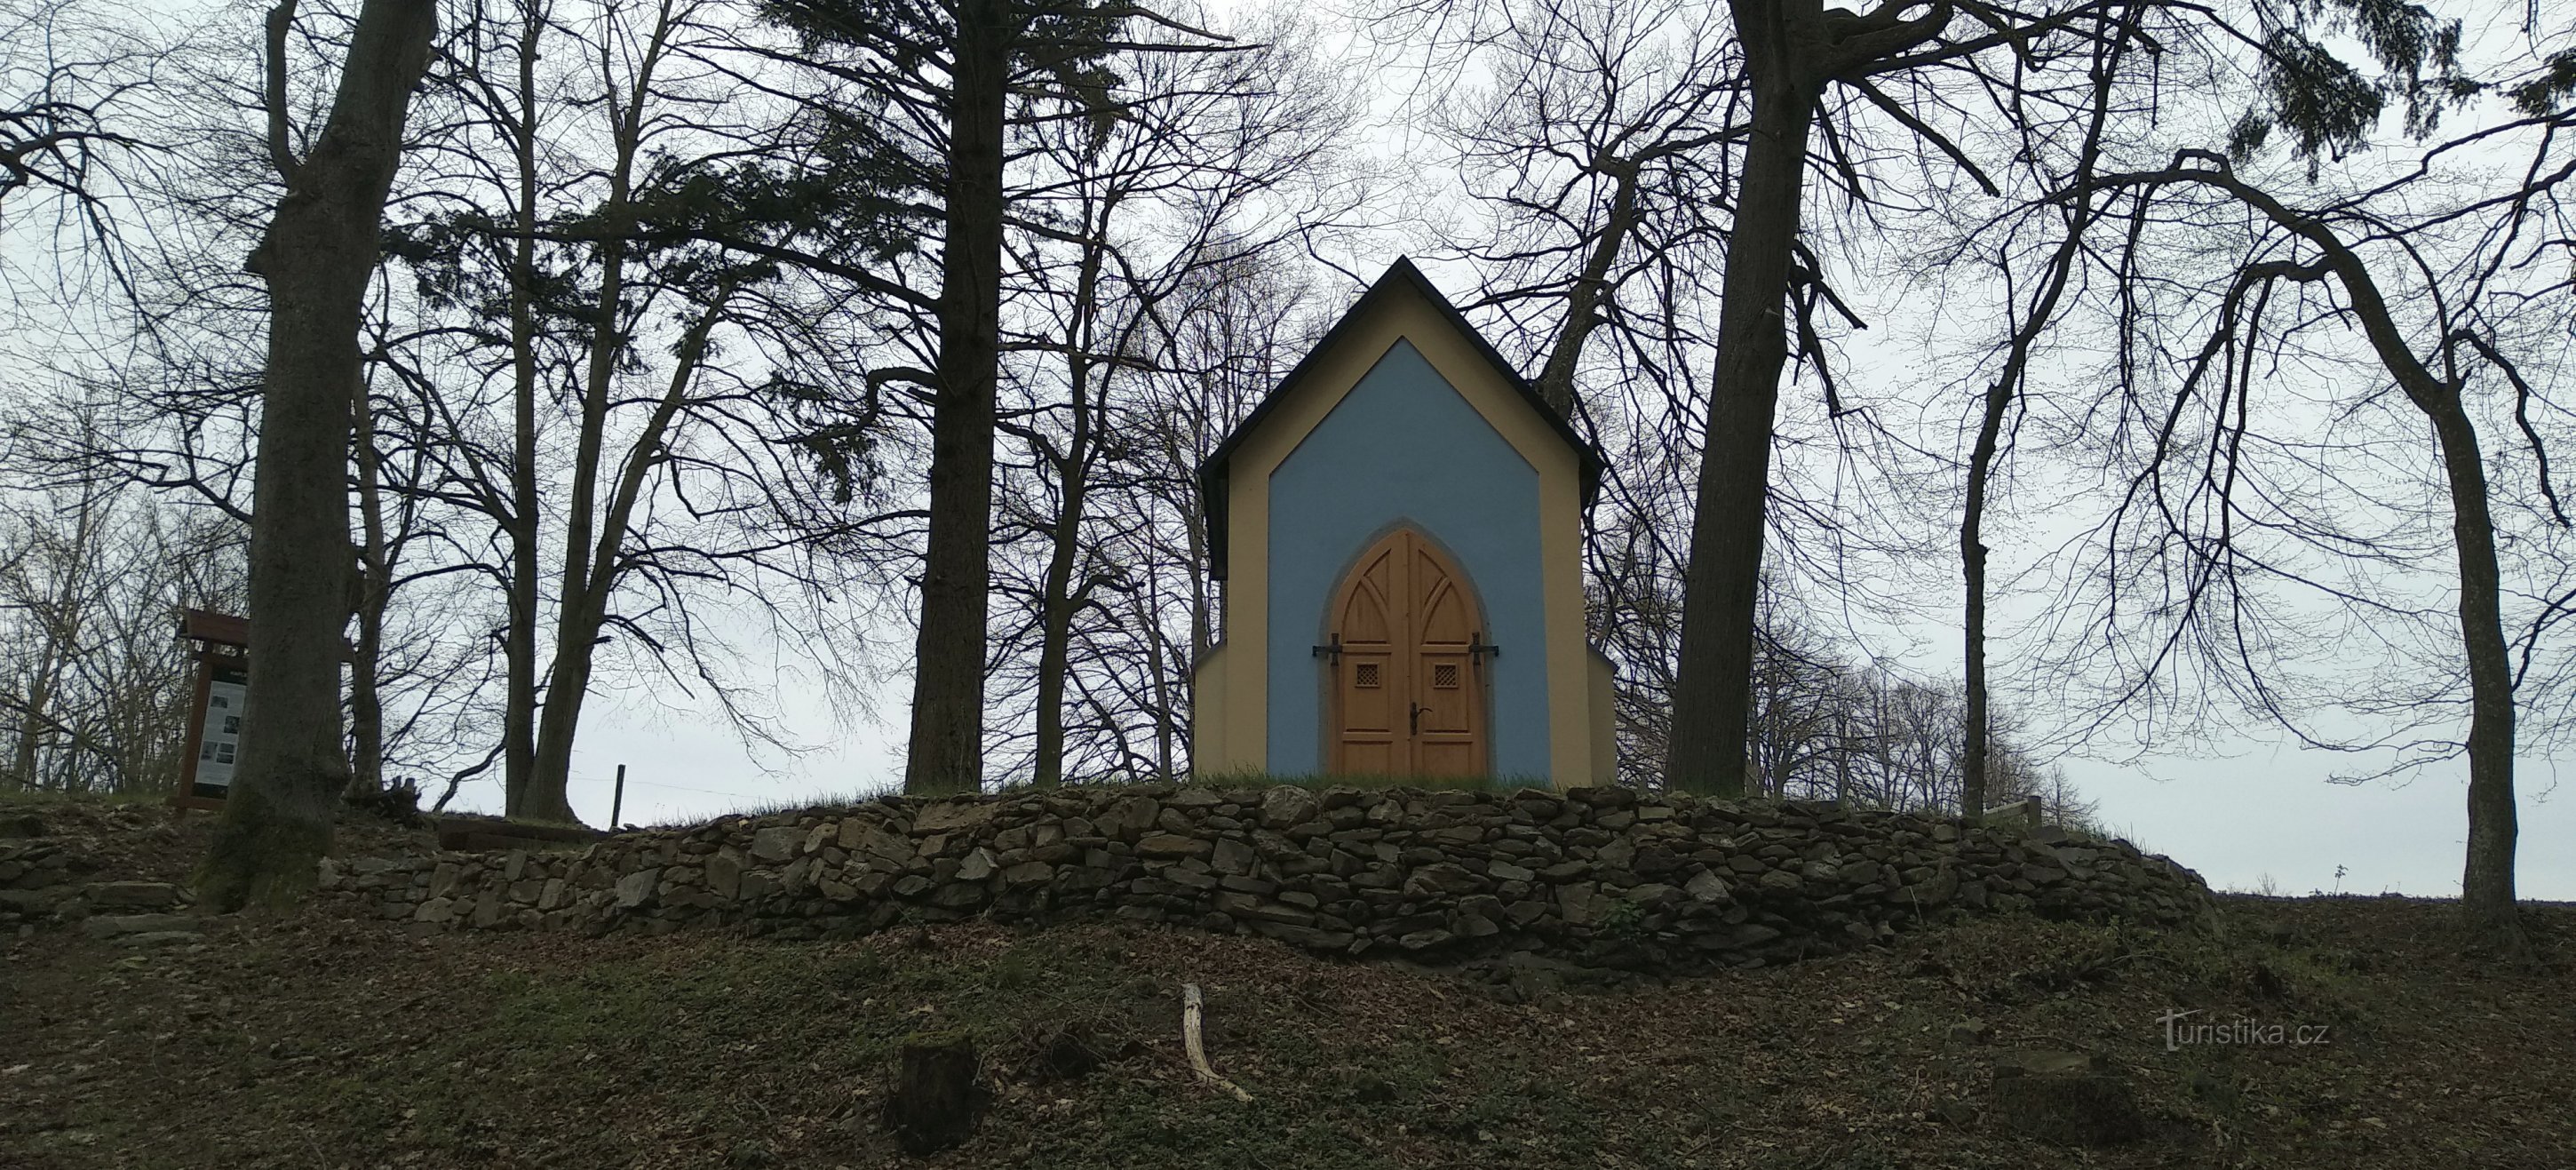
[4,892,2570,1168]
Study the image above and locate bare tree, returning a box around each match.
[0,469,243,794]
[1952,4,2144,822]
[1118,246,1324,775]
[356,0,897,820]
[2073,147,2559,939]
[747,0,1252,794]
[985,22,1355,786]
[0,0,154,227]
[198,0,436,911]
[1399,0,1742,418]
[1662,0,2151,796]
[1965,0,2559,938]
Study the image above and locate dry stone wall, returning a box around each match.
[1,812,200,943]
[319,785,2211,971]
[0,831,96,931]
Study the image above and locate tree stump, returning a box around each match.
[1988,1050,2145,1147]
[884,1031,982,1154]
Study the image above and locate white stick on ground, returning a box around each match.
[1181,983,1252,1102]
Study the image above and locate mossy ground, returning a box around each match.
[4,884,2572,1168]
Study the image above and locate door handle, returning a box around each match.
[1409,702,1427,736]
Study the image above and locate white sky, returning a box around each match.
[6,0,2559,904]
[548,0,2576,904]
[546,653,2575,899]
[537,246,2576,903]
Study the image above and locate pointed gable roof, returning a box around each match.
[1199,258,1605,581]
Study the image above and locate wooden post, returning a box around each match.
[610,763,626,830]
[884,1031,982,1154]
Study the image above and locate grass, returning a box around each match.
[0,785,169,808]
[7,886,2573,1168]
[683,788,899,824]
[986,770,1548,796]
[1168,769,1550,792]
[692,773,1552,824]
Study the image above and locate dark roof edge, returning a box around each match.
[1200,258,1608,581]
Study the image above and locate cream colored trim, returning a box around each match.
[1192,642,1229,773]
[1217,281,1597,786]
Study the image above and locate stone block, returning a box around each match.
[1555,881,1605,927]
[89,882,182,909]
[1137,832,1211,860]
[705,848,744,900]
[615,868,661,910]
[83,912,195,938]
[1685,871,1732,903]
[1403,863,1483,897]
[911,800,998,835]
[750,826,802,863]
[1258,785,1319,830]
[1212,837,1257,876]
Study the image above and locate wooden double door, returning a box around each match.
[1324,528,1489,776]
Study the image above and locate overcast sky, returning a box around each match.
[526,1,2576,906]
[536,662,2572,900]
[8,0,2556,905]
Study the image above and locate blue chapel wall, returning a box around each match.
[1265,339,1551,779]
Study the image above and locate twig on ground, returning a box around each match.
[1181,983,1252,1102]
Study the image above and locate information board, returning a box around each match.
[191,666,246,797]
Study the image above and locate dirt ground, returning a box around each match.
[2,801,2570,1169]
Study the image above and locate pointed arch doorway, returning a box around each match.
[1323,527,1490,776]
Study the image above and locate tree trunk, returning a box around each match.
[1031,224,1110,789]
[1030,442,1087,788]
[2194,170,2524,942]
[1960,25,2125,828]
[529,119,636,821]
[2424,398,2519,934]
[1533,170,1641,418]
[1144,587,1174,783]
[350,370,388,793]
[526,288,729,824]
[11,659,51,787]
[903,0,1009,795]
[1664,68,1816,797]
[1959,444,1993,824]
[500,0,544,817]
[201,0,437,912]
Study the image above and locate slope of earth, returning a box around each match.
[0,797,436,891]
[3,876,2569,1169]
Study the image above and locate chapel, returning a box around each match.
[1191,259,1615,787]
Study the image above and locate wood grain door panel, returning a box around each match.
[1327,529,1487,776]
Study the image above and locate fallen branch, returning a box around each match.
[1181,983,1252,1102]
